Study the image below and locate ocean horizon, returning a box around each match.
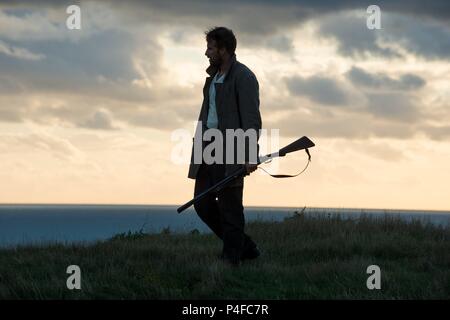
[1,204,449,248]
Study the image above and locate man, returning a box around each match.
[188,27,262,265]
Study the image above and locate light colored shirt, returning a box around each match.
[207,72,226,129]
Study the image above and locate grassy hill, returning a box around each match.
[0,213,449,299]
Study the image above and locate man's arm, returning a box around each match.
[236,71,262,132]
[236,70,262,171]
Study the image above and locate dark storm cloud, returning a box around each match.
[280,69,431,139]
[2,0,449,35]
[1,1,449,60]
[0,23,183,129]
[283,72,424,124]
[320,14,401,59]
[347,67,426,91]
[0,4,203,131]
[0,29,143,95]
[319,11,450,60]
[285,75,350,106]
[105,1,450,62]
[382,13,450,60]
[1,0,449,136]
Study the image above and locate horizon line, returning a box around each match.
[0,203,449,213]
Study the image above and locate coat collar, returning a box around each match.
[205,54,237,81]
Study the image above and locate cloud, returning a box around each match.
[285,75,351,106]
[0,9,63,41]
[0,3,125,43]
[89,0,450,35]
[0,29,145,96]
[0,107,23,122]
[0,39,45,60]
[126,107,186,130]
[319,11,450,60]
[356,142,406,162]
[266,110,422,140]
[320,12,401,59]
[0,6,203,132]
[0,1,448,138]
[0,130,86,163]
[2,0,450,33]
[0,76,26,95]
[347,67,426,91]
[366,93,422,121]
[266,35,294,53]
[421,125,450,140]
[0,24,186,130]
[265,92,446,140]
[0,88,198,132]
[79,108,120,130]
[335,140,407,162]
[382,12,450,60]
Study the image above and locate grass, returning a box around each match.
[0,212,449,299]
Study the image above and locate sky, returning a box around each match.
[0,0,449,210]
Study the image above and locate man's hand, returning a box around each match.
[245,163,258,175]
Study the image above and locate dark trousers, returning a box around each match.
[194,162,256,260]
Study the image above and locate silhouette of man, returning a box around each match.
[188,27,262,265]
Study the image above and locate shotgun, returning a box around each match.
[177,136,315,213]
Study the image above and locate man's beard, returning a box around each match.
[209,56,222,67]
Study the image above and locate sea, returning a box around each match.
[0,204,449,248]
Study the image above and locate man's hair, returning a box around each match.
[205,27,237,55]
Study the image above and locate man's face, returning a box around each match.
[205,40,224,67]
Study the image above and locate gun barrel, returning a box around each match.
[177,166,246,213]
